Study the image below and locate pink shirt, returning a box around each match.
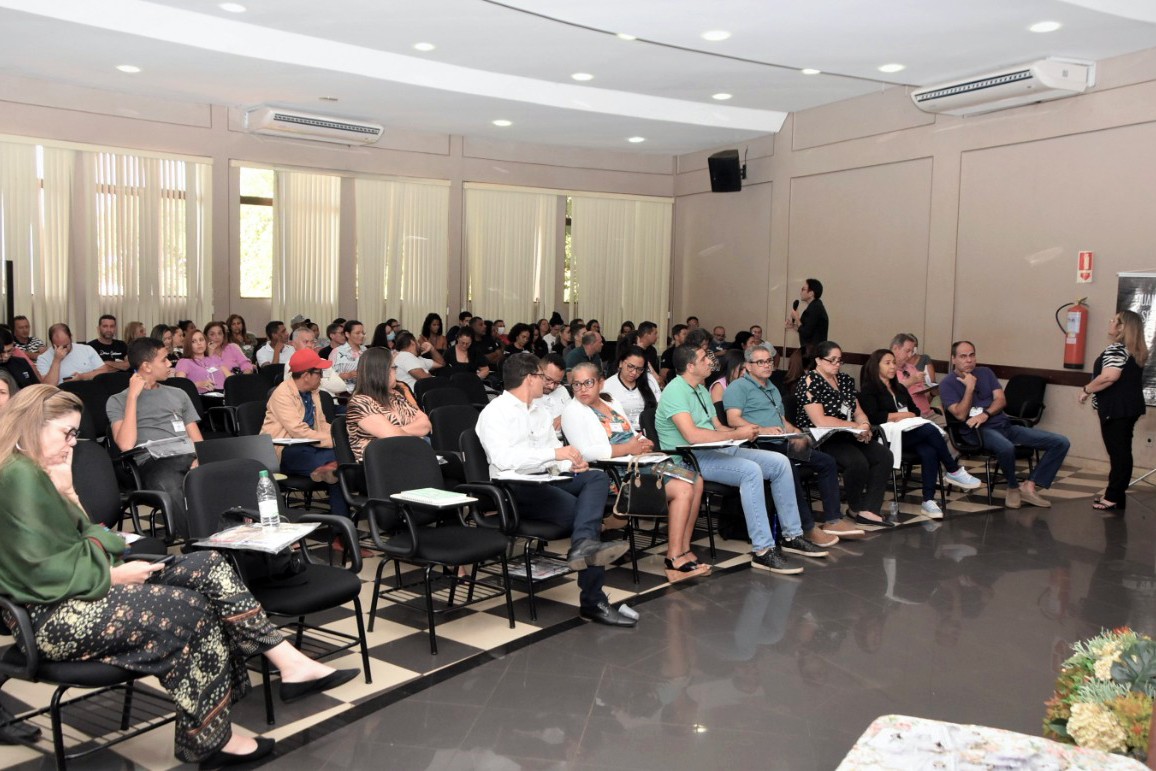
[175,355,229,393]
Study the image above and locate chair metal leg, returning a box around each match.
[295,617,306,649]
[261,656,275,725]
[351,596,372,684]
[626,521,640,585]
[50,686,67,771]
[367,557,389,632]
[499,556,515,630]
[424,566,438,655]
[119,680,134,730]
[523,540,538,621]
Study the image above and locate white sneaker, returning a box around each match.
[944,468,982,490]
[921,500,944,519]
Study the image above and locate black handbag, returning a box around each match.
[613,457,668,518]
[216,507,308,586]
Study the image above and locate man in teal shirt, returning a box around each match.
[656,345,826,575]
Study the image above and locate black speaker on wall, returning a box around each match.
[708,149,745,193]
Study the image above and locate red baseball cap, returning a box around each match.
[288,349,333,374]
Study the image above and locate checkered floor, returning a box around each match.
[0,458,1109,769]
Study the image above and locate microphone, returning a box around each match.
[792,300,799,311]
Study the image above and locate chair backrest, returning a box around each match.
[430,405,480,454]
[160,376,205,418]
[941,407,982,453]
[363,437,446,530]
[448,373,488,406]
[422,386,471,412]
[59,379,111,440]
[257,363,284,388]
[224,372,272,407]
[331,416,368,499]
[71,440,123,529]
[195,434,280,474]
[714,400,728,426]
[458,428,493,483]
[1003,375,1047,423]
[184,457,274,539]
[639,408,662,449]
[235,400,268,437]
[93,370,131,396]
[319,390,337,423]
[413,376,454,407]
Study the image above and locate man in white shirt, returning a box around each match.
[255,320,289,367]
[36,323,110,385]
[392,330,443,392]
[533,353,571,434]
[282,326,346,396]
[476,353,633,627]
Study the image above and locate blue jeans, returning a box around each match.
[694,447,803,552]
[763,442,841,524]
[979,423,1070,489]
[507,470,610,609]
[280,444,350,518]
[906,423,959,502]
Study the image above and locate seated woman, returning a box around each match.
[602,345,661,428]
[175,330,231,394]
[418,313,447,357]
[123,321,147,345]
[168,325,185,362]
[443,326,491,380]
[329,319,366,393]
[204,321,255,376]
[225,314,258,362]
[503,323,533,357]
[794,341,896,528]
[709,350,747,405]
[0,369,17,410]
[560,363,707,583]
[890,333,937,417]
[0,385,356,766]
[344,348,432,461]
[859,349,981,518]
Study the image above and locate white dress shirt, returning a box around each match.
[476,391,570,478]
[533,385,571,420]
[36,342,104,381]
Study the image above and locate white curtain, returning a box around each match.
[354,178,449,329]
[80,151,212,332]
[570,195,672,333]
[0,143,38,324]
[35,147,76,329]
[465,186,557,325]
[273,170,341,326]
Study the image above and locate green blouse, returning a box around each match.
[0,454,125,605]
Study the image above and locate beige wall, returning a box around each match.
[672,47,1156,464]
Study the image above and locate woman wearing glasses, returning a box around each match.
[561,363,707,582]
[794,341,896,528]
[603,345,662,427]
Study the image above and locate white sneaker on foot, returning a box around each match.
[920,500,944,519]
[944,468,982,490]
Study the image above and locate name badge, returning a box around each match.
[968,406,984,418]
[609,421,625,433]
[172,420,187,433]
[206,366,218,374]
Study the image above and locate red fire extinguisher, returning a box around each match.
[1054,298,1088,370]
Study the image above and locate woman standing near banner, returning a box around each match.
[1078,310,1148,512]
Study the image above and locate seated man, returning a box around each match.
[656,345,828,575]
[11,315,47,362]
[87,314,130,371]
[476,353,632,627]
[564,330,603,371]
[282,326,346,397]
[723,343,862,541]
[108,337,203,528]
[0,328,40,389]
[940,340,1070,508]
[255,320,289,367]
[37,323,110,385]
[262,349,351,522]
[533,352,571,435]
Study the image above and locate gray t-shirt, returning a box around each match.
[106,384,200,445]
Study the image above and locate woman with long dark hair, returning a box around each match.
[603,345,661,427]
[344,348,431,461]
[419,313,447,355]
[224,314,258,361]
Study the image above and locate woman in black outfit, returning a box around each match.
[859,349,981,519]
[1079,310,1148,512]
[794,341,895,527]
[444,326,491,380]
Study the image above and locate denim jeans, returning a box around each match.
[979,423,1070,489]
[508,470,611,608]
[763,443,841,524]
[280,444,350,518]
[906,423,958,501]
[694,446,803,552]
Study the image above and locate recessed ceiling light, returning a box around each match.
[319,96,339,102]
[116,64,141,73]
[627,136,646,143]
[413,42,436,52]
[701,30,731,42]
[712,93,732,101]
[616,33,637,41]
[878,63,906,73]
[571,72,594,82]
[218,2,246,12]
[1029,21,1062,33]
[801,68,821,75]
[492,119,512,127]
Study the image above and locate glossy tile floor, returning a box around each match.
[266,485,1156,770]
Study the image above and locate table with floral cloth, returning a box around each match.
[838,714,1146,770]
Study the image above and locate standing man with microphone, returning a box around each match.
[785,278,829,350]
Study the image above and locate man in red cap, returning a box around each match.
[262,348,351,524]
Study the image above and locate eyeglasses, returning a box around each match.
[572,378,598,390]
[821,357,843,365]
[51,423,80,442]
[749,358,773,366]
[621,362,645,372]
[543,376,561,386]
[527,372,545,380]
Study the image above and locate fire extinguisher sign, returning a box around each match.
[1076,250,1094,283]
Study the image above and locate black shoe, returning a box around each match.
[852,513,897,529]
[750,547,804,575]
[200,737,275,769]
[566,539,629,570]
[780,536,828,558]
[279,668,359,703]
[579,600,638,627]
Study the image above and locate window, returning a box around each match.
[239,167,274,298]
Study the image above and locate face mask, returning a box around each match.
[387,332,396,342]
[497,326,506,335]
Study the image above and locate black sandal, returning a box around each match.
[1092,499,1124,512]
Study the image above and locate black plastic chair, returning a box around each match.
[428,404,478,486]
[207,374,273,435]
[422,387,471,413]
[72,439,173,552]
[235,400,267,437]
[58,380,110,442]
[413,377,454,409]
[92,369,131,397]
[330,416,368,517]
[448,373,489,408]
[362,436,515,653]
[183,458,370,724]
[943,409,1036,504]
[194,434,326,511]
[1004,375,1047,428]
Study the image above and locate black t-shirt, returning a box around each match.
[660,345,676,373]
[2,358,38,389]
[798,299,829,349]
[642,344,661,374]
[88,339,128,362]
[446,347,489,375]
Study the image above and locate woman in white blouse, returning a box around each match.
[561,362,707,583]
[602,345,662,428]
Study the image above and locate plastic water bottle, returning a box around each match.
[257,470,279,528]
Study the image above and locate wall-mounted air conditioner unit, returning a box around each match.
[243,107,384,145]
[911,58,1095,116]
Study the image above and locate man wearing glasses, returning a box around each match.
[476,353,633,627]
[656,345,829,575]
[723,344,862,542]
[532,353,571,435]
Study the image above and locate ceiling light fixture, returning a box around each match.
[878,63,906,73]
[218,2,246,12]
[413,42,435,52]
[801,68,821,75]
[616,33,637,41]
[712,93,732,101]
[571,72,594,82]
[1029,21,1062,33]
[319,96,339,102]
[116,64,141,73]
[492,119,512,127]
[701,30,731,42]
[627,136,646,143]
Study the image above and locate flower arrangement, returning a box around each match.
[1045,627,1155,762]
